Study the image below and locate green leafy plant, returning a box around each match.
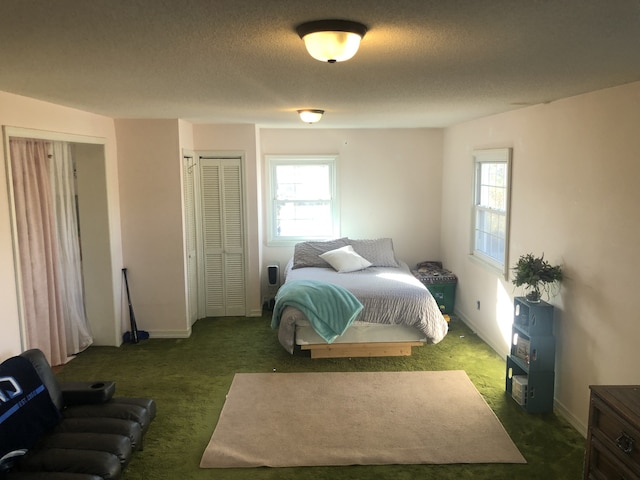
[512,253,563,302]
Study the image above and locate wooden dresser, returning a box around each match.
[584,385,640,479]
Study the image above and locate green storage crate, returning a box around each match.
[412,261,457,314]
[424,282,457,314]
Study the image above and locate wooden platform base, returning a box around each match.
[300,341,424,359]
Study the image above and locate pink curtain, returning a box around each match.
[10,138,67,365]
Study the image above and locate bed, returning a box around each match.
[271,238,449,358]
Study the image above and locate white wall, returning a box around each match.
[441,81,640,433]
[114,119,191,336]
[259,128,444,273]
[0,91,121,359]
[74,143,120,345]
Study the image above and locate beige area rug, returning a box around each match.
[200,370,526,468]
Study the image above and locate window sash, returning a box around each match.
[266,155,338,244]
[471,148,512,275]
[274,163,331,201]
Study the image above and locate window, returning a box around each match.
[471,148,512,276]
[266,155,339,244]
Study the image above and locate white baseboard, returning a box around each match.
[144,328,192,339]
[454,310,507,357]
[554,398,587,437]
[455,309,586,438]
[144,310,263,339]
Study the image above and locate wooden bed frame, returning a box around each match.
[299,315,449,359]
[301,341,424,359]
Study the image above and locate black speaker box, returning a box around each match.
[267,264,279,286]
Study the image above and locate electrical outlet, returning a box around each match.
[477,300,481,310]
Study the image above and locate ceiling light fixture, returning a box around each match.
[297,109,324,123]
[296,19,368,63]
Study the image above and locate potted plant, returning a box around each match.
[512,253,563,303]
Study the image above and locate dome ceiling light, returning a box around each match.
[296,19,368,63]
[297,109,325,123]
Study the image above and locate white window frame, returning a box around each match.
[265,154,339,246]
[470,148,513,278]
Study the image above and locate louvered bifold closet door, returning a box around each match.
[220,162,245,315]
[200,158,245,317]
[201,161,224,316]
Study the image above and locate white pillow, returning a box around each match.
[319,245,372,273]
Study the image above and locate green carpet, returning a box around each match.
[56,316,586,480]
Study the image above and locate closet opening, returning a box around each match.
[3,127,119,365]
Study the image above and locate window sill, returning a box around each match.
[468,253,509,281]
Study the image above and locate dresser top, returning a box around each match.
[590,385,640,424]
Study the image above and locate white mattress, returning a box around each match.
[295,318,427,345]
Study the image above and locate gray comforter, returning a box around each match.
[275,260,449,353]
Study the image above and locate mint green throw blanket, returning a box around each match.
[271,280,364,343]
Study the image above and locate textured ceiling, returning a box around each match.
[0,0,639,128]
